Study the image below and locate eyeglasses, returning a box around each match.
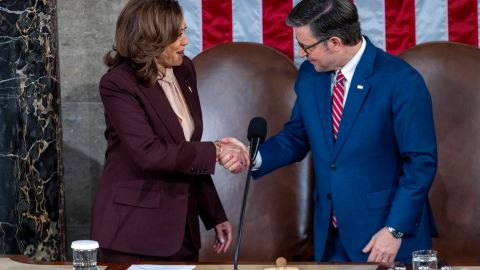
[298,37,330,55]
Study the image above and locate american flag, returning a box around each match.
[178,0,479,65]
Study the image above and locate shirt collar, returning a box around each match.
[337,36,367,82]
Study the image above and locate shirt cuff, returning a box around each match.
[252,151,262,170]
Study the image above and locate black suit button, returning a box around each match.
[327,193,332,200]
[330,163,336,170]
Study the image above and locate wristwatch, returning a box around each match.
[386,226,404,239]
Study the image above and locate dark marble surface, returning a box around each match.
[0,0,65,261]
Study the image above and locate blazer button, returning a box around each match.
[330,163,336,170]
[327,193,332,200]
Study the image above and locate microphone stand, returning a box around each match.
[233,166,252,270]
[233,139,260,270]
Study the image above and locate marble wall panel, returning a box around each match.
[0,0,64,261]
[58,0,127,103]
[61,102,105,258]
[57,0,127,259]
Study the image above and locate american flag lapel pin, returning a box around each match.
[357,85,364,90]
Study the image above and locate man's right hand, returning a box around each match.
[214,137,249,173]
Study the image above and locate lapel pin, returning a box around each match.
[188,86,193,93]
[357,85,364,90]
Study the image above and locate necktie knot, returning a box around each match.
[335,71,345,84]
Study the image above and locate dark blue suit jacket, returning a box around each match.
[253,37,438,262]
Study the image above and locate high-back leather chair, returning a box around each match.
[400,42,480,264]
[193,42,314,262]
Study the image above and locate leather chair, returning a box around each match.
[193,42,314,262]
[400,42,480,264]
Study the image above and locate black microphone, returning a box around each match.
[233,117,267,270]
[247,117,267,162]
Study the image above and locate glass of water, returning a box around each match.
[412,249,438,270]
[71,240,99,270]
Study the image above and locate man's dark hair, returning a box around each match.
[286,0,362,46]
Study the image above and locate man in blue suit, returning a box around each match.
[251,0,437,264]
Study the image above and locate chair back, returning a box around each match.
[400,42,480,264]
[193,42,314,262]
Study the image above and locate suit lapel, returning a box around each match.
[173,68,202,141]
[315,72,335,154]
[142,82,185,143]
[332,38,377,160]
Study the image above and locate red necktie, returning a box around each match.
[332,71,345,141]
[331,71,345,228]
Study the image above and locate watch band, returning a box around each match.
[386,226,404,239]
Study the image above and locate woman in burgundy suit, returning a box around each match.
[91,0,248,262]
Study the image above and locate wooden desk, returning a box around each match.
[2,256,479,270]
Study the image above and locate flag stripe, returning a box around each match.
[292,0,303,66]
[201,0,233,51]
[182,0,480,63]
[385,0,416,55]
[232,0,262,43]
[415,0,448,44]
[262,0,294,59]
[356,0,386,51]
[179,0,202,58]
[448,0,479,46]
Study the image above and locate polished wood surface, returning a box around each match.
[0,256,381,270]
[4,255,480,270]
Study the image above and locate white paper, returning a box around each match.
[128,265,196,270]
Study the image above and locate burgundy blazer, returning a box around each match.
[91,57,227,257]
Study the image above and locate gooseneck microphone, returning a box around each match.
[233,117,267,270]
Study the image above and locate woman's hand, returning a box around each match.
[218,137,250,173]
[213,221,233,253]
[215,137,249,173]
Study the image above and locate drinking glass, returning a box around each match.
[412,249,437,270]
[71,240,99,270]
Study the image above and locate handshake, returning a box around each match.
[213,137,250,174]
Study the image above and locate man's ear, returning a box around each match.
[329,36,343,50]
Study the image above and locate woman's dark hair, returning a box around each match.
[105,0,183,85]
[286,0,362,46]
